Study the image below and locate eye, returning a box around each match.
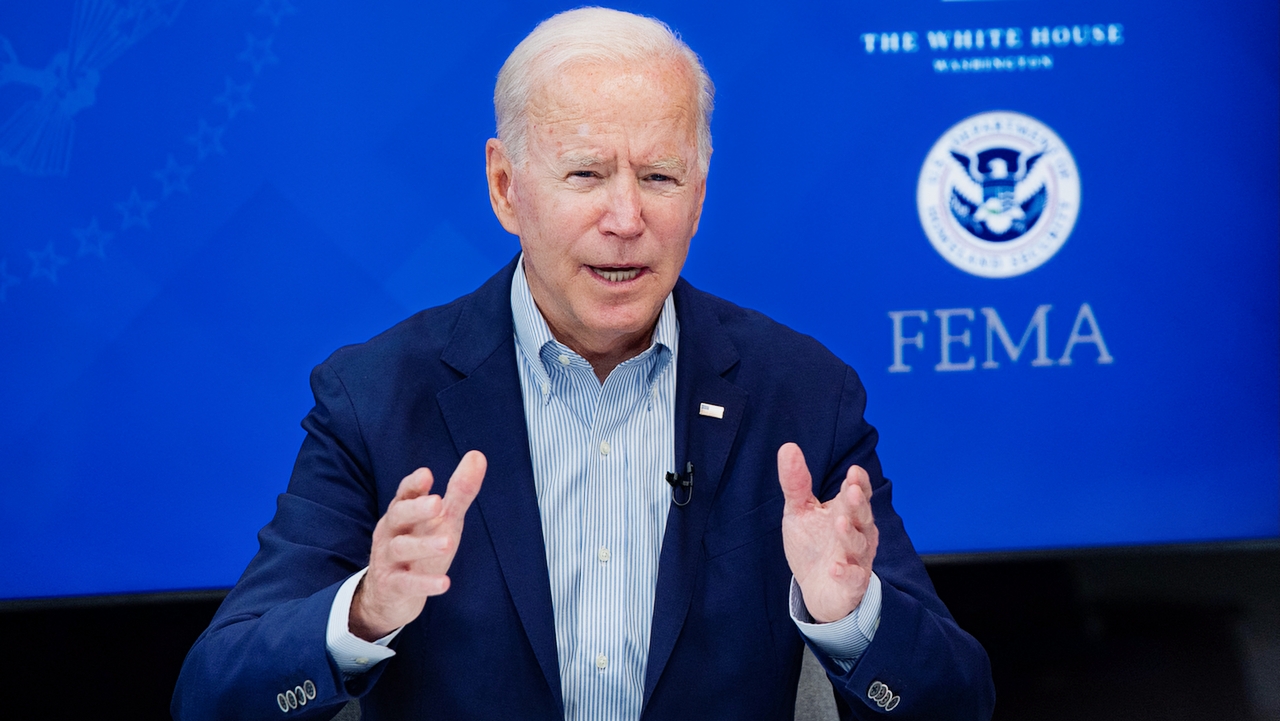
[569,170,599,179]
[645,173,676,183]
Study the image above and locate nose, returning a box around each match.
[598,175,644,239]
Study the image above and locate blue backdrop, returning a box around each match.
[2,0,1276,600]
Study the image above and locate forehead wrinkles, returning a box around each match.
[523,60,698,159]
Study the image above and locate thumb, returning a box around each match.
[777,442,815,510]
[443,450,487,517]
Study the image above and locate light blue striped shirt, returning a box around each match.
[510,260,678,721]
[324,258,881,711]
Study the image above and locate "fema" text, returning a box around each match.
[888,304,1114,373]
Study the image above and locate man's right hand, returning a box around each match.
[349,450,487,641]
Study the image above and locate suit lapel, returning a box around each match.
[643,280,746,708]
[435,259,564,713]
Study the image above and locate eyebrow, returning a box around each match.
[562,153,605,167]
[649,157,687,173]
[557,153,688,174]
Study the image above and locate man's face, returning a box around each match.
[487,58,706,358]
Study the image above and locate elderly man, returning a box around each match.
[174,8,993,720]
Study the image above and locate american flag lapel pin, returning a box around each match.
[699,402,725,419]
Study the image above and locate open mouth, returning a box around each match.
[589,266,643,283]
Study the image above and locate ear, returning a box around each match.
[689,160,710,237]
[486,139,521,236]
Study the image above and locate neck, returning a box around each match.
[545,316,657,383]
[519,261,665,382]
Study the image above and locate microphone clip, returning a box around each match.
[665,461,695,507]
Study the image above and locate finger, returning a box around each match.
[832,478,875,533]
[384,569,452,598]
[836,513,870,552]
[385,531,454,565]
[846,464,874,504]
[844,465,875,528]
[824,516,866,572]
[777,442,815,510]
[442,450,487,518]
[415,573,451,597]
[393,467,435,502]
[381,495,445,534]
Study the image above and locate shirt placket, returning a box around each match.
[577,360,645,718]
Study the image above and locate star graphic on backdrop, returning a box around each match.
[0,259,19,301]
[256,0,297,27]
[115,188,157,231]
[186,118,226,161]
[74,217,116,259]
[215,77,255,120]
[153,154,194,198]
[28,242,69,284]
[239,33,278,75]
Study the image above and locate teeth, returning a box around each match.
[593,267,641,282]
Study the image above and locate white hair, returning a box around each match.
[494,7,715,173]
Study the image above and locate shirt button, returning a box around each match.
[540,381,549,395]
[598,547,610,563]
[595,653,608,670]
[356,657,369,665]
[599,440,610,456]
[558,354,570,366]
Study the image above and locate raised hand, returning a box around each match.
[349,450,487,641]
[777,442,878,623]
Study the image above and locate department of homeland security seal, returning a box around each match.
[917,111,1080,278]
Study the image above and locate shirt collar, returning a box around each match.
[510,254,678,385]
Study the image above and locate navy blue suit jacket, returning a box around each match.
[173,258,994,720]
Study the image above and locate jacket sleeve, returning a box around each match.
[804,366,996,721]
[172,362,391,721]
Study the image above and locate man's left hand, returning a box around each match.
[777,442,879,623]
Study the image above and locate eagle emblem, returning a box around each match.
[947,147,1047,242]
[917,111,1080,278]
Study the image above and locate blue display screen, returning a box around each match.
[1,0,1276,599]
